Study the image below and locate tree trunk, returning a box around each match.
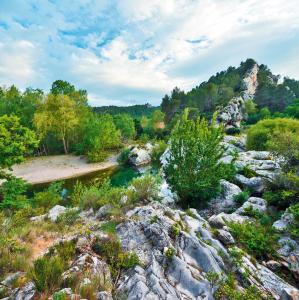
[62,136,68,154]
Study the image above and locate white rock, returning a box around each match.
[236,197,267,214]
[48,205,66,222]
[273,212,294,232]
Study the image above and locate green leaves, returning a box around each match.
[165,109,232,206]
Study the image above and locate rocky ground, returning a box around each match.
[1,135,299,300]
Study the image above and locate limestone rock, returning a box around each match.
[95,204,113,219]
[235,174,265,193]
[273,212,294,232]
[216,229,235,245]
[129,143,153,166]
[236,197,267,214]
[208,212,249,228]
[48,205,66,222]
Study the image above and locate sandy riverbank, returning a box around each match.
[11,154,119,185]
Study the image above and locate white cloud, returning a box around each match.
[0,0,299,105]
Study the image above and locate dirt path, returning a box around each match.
[11,154,119,185]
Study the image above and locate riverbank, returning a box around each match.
[11,154,119,185]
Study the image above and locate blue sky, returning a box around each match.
[0,0,299,106]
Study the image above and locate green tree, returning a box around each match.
[164,109,232,206]
[0,115,38,178]
[285,98,299,119]
[34,94,79,154]
[114,113,136,140]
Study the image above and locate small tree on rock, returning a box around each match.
[164,109,232,207]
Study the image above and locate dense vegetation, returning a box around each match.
[0,80,165,163]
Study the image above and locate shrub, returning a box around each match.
[79,180,125,210]
[56,209,80,226]
[214,274,263,300]
[287,203,299,239]
[170,223,181,237]
[239,165,257,178]
[130,175,159,203]
[246,118,299,168]
[92,235,139,279]
[33,181,64,209]
[165,109,235,207]
[0,177,30,210]
[87,149,108,163]
[71,180,84,206]
[151,140,167,166]
[117,148,131,166]
[233,190,249,205]
[225,127,241,135]
[100,220,119,234]
[29,256,64,293]
[165,247,175,259]
[228,221,279,260]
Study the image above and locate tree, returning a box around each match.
[285,98,299,119]
[76,113,121,162]
[164,109,232,206]
[0,115,38,178]
[34,94,79,154]
[113,114,136,140]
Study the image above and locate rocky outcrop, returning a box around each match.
[235,196,267,214]
[129,143,153,166]
[116,202,226,299]
[273,211,295,232]
[216,63,259,128]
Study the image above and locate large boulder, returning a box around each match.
[48,205,66,222]
[208,212,249,228]
[273,211,294,232]
[235,174,265,193]
[129,143,153,166]
[235,197,267,214]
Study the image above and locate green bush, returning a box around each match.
[165,109,235,207]
[0,177,30,210]
[29,256,64,293]
[33,181,64,209]
[130,175,159,203]
[215,274,262,300]
[79,180,124,210]
[233,190,249,205]
[87,149,108,163]
[151,140,167,166]
[228,221,278,260]
[117,148,131,166]
[56,209,80,226]
[287,203,299,239]
[239,165,257,178]
[246,118,299,159]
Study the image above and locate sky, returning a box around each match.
[0,0,299,106]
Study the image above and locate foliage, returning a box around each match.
[244,99,257,115]
[92,235,139,279]
[287,203,299,239]
[0,177,30,210]
[0,115,38,176]
[29,256,64,293]
[114,113,136,140]
[165,247,176,259]
[228,221,279,260]
[75,112,121,160]
[263,172,299,209]
[233,190,250,205]
[100,220,120,234]
[79,180,124,210]
[87,149,108,163]
[93,104,157,118]
[214,274,263,300]
[34,94,80,154]
[151,140,167,167]
[33,181,63,209]
[239,165,257,178]
[285,98,299,119]
[130,175,159,203]
[170,223,181,237]
[117,148,131,166]
[56,209,80,226]
[164,109,235,206]
[246,117,299,151]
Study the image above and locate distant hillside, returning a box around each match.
[93,104,159,118]
[161,58,299,121]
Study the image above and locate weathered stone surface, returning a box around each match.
[236,196,267,214]
[129,143,153,166]
[95,204,113,219]
[48,205,66,222]
[239,254,298,299]
[206,180,242,215]
[273,212,294,232]
[12,282,35,300]
[96,291,113,300]
[216,229,235,245]
[208,212,249,228]
[280,288,299,300]
[235,174,265,193]
[116,202,225,299]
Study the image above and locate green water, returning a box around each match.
[31,165,141,194]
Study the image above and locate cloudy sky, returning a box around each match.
[0,0,299,106]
